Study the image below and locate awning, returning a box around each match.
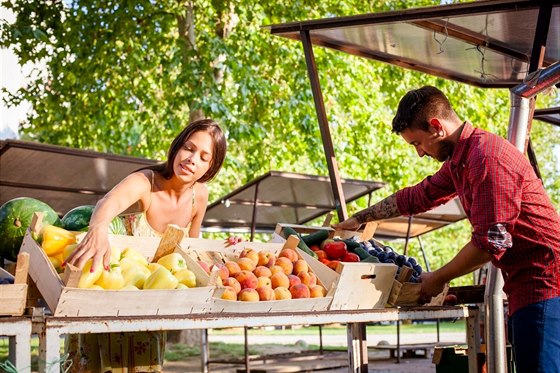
[267,0,559,88]
[202,170,385,234]
[0,140,158,216]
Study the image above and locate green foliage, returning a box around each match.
[2,0,559,276]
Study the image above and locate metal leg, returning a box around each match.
[396,320,401,363]
[244,327,250,373]
[467,307,481,373]
[347,323,368,372]
[201,328,209,373]
[318,324,324,355]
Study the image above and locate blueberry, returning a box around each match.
[402,261,413,268]
[413,265,423,275]
[408,257,417,266]
[384,246,394,253]
[396,255,406,266]
[387,252,397,261]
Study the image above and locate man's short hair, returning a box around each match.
[392,86,455,134]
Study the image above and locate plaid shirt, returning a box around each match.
[396,122,560,315]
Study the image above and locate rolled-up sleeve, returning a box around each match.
[396,162,457,216]
[469,155,521,260]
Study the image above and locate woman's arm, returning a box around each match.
[66,171,152,270]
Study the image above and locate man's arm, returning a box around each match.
[332,193,399,231]
[420,240,492,300]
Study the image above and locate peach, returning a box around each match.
[210,263,229,281]
[287,274,302,288]
[223,277,241,294]
[289,283,311,299]
[293,259,308,274]
[237,257,257,272]
[309,284,327,298]
[256,286,276,301]
[296,271,313,286]
[257,276,272,288]
[270,265,284,275]
[270,272,290,289]
[253,266,272,278]
[275,257,294,275]
[197,260,211,274]
[279,248,299,263]
[224,261,242,277]
[274,286,292,300]
[308,272,318,287]
[239,248,259,265]
[234,270,258,289]
[257,251,276,267]
[238,288,259,302]
[221,286,237,301]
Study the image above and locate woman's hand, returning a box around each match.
[64,226,111,271]
[225,236,244,247]
[331,217,361,231]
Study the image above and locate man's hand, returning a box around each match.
[419,271,446,303]
[331,217,361,231]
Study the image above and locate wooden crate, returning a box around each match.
[19,228,216,317]
[298,248,397,310]
[180,236,332,313]
[0,252,29,317]
[387,267,448,307]
[273,221,377,242]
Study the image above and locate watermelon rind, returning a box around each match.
[62,205,95,231]
[0,197,61,261]
[109,216,127,235]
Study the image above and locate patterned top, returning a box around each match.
[396,121,560,315]
[124,170,196,237]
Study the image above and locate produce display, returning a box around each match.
[36,224,199,290]
[211,247,327,302]
[292,228,424,283]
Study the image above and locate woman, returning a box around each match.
[65,118,227,372]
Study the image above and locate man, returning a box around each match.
[333,86,560,372]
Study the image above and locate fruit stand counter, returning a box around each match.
[0,316,32,373]
[32,305,479,373]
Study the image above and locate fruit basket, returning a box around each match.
[180,235,333,313]
[20,219,215,317]
[0,252,29,316]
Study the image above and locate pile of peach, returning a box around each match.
[211,248,327,302]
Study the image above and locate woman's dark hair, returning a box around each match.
[144,119,227,183]
[391,86,456,134]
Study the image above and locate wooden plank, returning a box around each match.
[359,221,377,241]
[62,264,81,288]
[328,262,396,310]
[282,235,300,251]
[152,224,185,263]
[14,252,30,284]
[0,284,28,316]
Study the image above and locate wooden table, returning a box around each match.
[0,316,32,373]
[32,305,479,373]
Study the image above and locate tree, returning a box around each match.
[2,0,559,288]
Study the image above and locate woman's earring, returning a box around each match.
[439,131,444,137]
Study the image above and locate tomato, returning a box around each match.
[341,252,360,262]
[323,241,348,260]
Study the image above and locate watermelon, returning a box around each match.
[0,197,62,261]
[62,204,127,235]
[62,205,95,231]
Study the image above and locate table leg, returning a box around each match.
[347,323,368,372]
[467,307,481,373]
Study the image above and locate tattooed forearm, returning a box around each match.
[352,194,400,224]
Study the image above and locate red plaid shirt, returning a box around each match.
[396,122,560,315]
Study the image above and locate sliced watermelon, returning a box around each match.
[0,197,61,261]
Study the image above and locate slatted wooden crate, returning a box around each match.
[387,266,448,306]
[180,236,333,313]
[19,223,216,317]
[0,252,29,316]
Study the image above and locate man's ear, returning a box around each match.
[428,118,443,134]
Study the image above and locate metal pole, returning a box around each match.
[417,236,431,272]
[403,216,412,255]
[396,320,401,364]
[249,181,260,242]
[300,30,348,222]
[201,329,209,373]
[244,327,250,373]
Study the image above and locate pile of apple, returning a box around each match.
[308,239,360,270]
[207,248,327,302]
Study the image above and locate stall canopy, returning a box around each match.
[202,171,385,234]
[267,0,559,88]
[0,140,158,215]
[534,107,560,127]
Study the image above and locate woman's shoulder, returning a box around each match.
[194,182,209,198]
